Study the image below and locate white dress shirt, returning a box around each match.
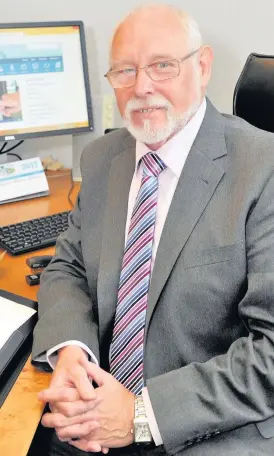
[46,98,207,445]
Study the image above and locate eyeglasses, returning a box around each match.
[104,48,200,89]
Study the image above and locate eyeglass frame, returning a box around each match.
[104,47,201,88]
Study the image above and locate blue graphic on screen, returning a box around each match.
[0,44,64,76]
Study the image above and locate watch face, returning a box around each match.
[135,423,151,442]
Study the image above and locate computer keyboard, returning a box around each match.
[0,211,70,255]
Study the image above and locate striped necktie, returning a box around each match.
[109,152,166,394]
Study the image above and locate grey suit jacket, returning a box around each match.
[32,101,274,455]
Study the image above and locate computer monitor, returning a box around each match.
[0,21,93,142]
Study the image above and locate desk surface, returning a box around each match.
[0,170,80,456]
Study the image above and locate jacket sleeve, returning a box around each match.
[32,171,100,365]
[147,172,274,454]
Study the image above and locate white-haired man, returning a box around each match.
[31,5,274,456]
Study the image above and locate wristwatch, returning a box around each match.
[133,395,152,444]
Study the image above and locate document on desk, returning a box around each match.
[0,296,37,350]
[0,157,49,204]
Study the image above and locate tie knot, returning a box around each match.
[141,153,166,178]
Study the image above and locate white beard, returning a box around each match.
[123,94,201,145]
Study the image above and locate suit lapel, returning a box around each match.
[146,101,227,330]
[97,102,228,339]
[97,136,135,340]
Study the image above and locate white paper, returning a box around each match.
[0,157,49,203]
[0,296,36,350]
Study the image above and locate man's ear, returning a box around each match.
[199,45,213,89]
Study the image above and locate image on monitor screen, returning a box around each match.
[0,21,93,141]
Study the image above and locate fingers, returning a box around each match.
[52,396,101,418]
[56,420,100,441]
[42,402,101,429]
[48,402,58,413]
[0,100,10,109]
[72,363,97,400]
[0,109,11,117]
[42,410,87,429]
[39,387,79,403]
[82,361,109,387]
[5,106,19,115]
[69,437,103,453]
[1,101,16,108]
[39,363,97,404]
[61,397,101,418]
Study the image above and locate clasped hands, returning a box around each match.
[38,346,135,453]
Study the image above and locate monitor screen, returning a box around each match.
[0,21,93,141]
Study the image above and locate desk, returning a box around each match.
[0,170,80,456]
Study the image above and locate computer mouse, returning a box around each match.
[26,255,53,269]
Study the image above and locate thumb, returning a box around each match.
[81,360,107,387]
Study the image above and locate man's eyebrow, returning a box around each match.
[111,60,136,67]
[110,54,176,68]
[149,54,176,61]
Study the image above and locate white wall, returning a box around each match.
[2,0,274,176]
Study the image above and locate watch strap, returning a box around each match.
[133,395,152,443]
[135,395,147,419]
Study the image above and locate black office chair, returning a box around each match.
[233,53,274,133]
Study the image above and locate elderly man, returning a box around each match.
[31,5,274,456]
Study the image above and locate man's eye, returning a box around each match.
[118,68,135,75]
[156,61,170,69]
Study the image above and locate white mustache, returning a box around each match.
[124,96,172,116]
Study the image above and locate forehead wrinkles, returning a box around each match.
[111,16,188,64]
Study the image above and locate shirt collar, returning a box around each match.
[135,98,207,178]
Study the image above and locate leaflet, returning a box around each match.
[0,157,49,204]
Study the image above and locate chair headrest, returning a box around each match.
[233,53,274,133]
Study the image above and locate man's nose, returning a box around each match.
[133,68,156,98]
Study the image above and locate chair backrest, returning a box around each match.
[233,53,274,133]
